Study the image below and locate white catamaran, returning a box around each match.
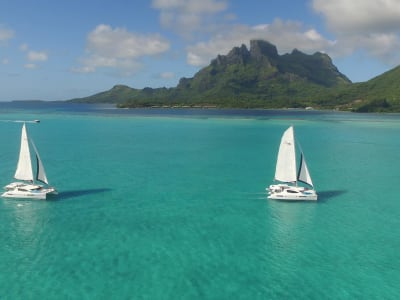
[2,123,57,200]
[267,126,317,201]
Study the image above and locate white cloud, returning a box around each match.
[24,63,36,69]
[2,58,9,64]
[152,0,227,14]
[312,0,400,33]
[173,0,400,72]
[72,65,94,73]
[27,50,48,62]
[186,19,336,67]
[20,43,29,51]
[0,26,14,43]
[87,24,170,58]
[159,71,175,79]
[152,0,229,38]
[19,44,48,67]
[75,24,170,74]
[312,0,400,64]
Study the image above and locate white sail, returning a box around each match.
[274,126,297,183]
[14,123,34,181]
[31,139,49,184]
[298,153,314,187]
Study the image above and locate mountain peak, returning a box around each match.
[212,44,250,66]
[249,39,278,60]
[211,40,280,67]
[198,39,350,89]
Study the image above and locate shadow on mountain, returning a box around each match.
[318,190,347,202]
[55,188,112,200]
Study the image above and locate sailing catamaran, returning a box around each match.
[2,123,57,200]
[267,126,317,201]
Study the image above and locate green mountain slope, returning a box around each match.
[68,85,141,104]
[69,40,400,112]
[312,66,400,112]
[350,66,400,112]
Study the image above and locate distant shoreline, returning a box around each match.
[2,100,396,114]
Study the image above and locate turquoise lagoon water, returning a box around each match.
[0,103,399,299]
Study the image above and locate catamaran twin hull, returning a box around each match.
[267,184,317,201]
[2,182,58,200]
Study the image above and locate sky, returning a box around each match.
[1,0,400,101]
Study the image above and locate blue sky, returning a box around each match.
[1,0,400,101]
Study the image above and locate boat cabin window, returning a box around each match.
[287,190,299,193]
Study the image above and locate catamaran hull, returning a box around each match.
[2,191,45,200]
[267,184,318,201]
[2,190,57,200]
[2,182,57,200]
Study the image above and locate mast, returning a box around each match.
[14,123,34,182]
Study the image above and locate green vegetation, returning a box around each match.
[68,40,400,112]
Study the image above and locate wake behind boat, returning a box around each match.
[2,123,57,200]
[267,126,317,201]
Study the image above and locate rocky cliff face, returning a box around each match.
[179,39,351,91]
[212,44,251,66]
[211,40,278,68]
[249,40,278,63]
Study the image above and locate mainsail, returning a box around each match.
[274,126,297,183]
[14,123,34,181]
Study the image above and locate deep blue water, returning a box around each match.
[0,102,399,299]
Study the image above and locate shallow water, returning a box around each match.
[0,104,399,299]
